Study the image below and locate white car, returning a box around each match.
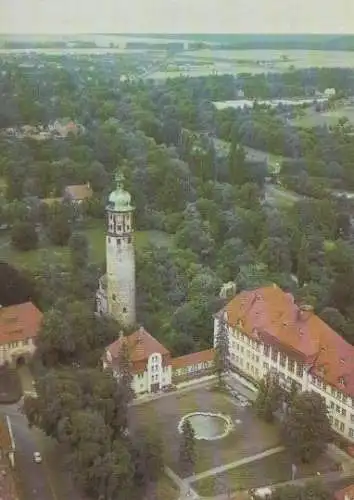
[33,452,42,464]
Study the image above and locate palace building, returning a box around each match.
[214,284,354,442]
[103,327,214,395]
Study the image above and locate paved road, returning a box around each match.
[1,402,57,500]
[1,399,83,500]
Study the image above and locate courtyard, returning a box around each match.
[129,387,281,475]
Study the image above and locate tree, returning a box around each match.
[179,419,196,476]
[0,262,37,307]
[68,232,89,269]
[132,425,164,488]
[258,237,292,274]
[228,140,247,185]
[214,313,229,386]
[47,212,72,246]
[11,221,38,251]
[116,336,135,406]
[282,391,332,463]
[254,373,283,422]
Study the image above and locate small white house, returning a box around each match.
[324,88,336,97]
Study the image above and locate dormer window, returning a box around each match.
[339,376,345,386]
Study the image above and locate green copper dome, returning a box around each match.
[107,172,134,212]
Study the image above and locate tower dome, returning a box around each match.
[107,172,133,212]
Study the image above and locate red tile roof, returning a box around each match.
[171,349,215,370]
[335,484,354,500]
[221,285,354,397]
[0,302,42,346]
[107,327,170,363]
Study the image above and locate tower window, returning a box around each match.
[123,307,127,313]
[112,294,116,301]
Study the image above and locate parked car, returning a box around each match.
[33,452,42,464]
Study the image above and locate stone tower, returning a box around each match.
[106,172,136,327]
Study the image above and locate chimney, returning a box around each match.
[137,326,144,342]
[298,304,314,321]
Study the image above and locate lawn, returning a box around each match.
[0,219,173,270]
[129,388,280,475]
[192,449,339,496]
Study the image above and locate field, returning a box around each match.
[129,387,280,475]
[291,103,354,128]
[151,49,354,79]
[0,220,173,270]
[192,449,339,496]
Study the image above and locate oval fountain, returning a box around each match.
[178,412,233,441]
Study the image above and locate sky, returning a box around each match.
[1,0,354,35]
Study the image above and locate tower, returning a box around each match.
[106,172,136,327]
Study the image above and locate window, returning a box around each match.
[240,346,244,353]
[271,349,278,363]
[263,362,269,371]
[336,405,341,413]
[279,352,286,368]
[340,422,345,432]
[329,416,333,424]
[330,401,335,409]
[117,238,121,245]
[122,307,127,313]
[112,294,116,301]
[296,364,303,378]
[342,408,347,417]
[288,359,295,373]
[108,237,111,243]
[351,415,354,423]
[335,419,339,429]
[263,345,270,357]
[350,428,354,438]
[128,236,132,244]
[246,363,250,371]
[117,224,122,231]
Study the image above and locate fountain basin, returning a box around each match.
[178,412,233,441]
